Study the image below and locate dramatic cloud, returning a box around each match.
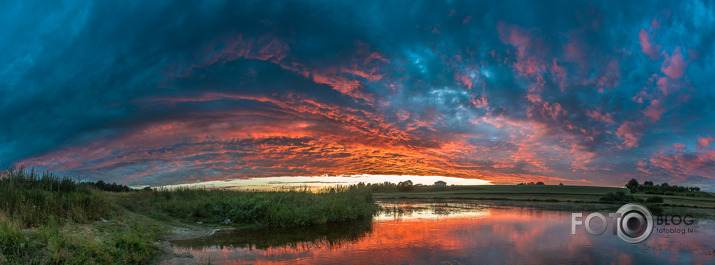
[1,0,714,188]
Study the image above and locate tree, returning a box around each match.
[536,181,545,185]
[559,183,564,186]
[397,180,414,192]
[660,182,670,192]
[625,179,639,193]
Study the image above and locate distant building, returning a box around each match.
[434,180,446,187]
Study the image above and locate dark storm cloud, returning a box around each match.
[1,0,714,187]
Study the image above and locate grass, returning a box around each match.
[632,193,715,208]
[114,185,378,227]
[0,215,163,264]
[0,169,165,264]
[0,168,379,264]
[0,168,113,228]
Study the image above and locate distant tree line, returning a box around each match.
[365,180,414,192]
[625,179,701,194]
[599,179,704,205]
[82,179,152,192]
[82,180,135,192]
[516,181,545,185]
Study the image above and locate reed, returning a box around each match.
[116,184,378,227]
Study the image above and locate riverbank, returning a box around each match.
[0,169,377,264]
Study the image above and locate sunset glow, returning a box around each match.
[154,174,492,190]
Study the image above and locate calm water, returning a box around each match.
[163,200,714,264]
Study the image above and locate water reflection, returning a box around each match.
[163,200,714,265]
[377,200,491,220]
[171,218,372,250]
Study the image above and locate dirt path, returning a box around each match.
[154,222,229,264]
[163,222,223,241]
[116,209,231,264]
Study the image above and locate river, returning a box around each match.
[162,199,714,264]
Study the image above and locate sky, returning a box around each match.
[1,0,714,189]
[157,175,491,191]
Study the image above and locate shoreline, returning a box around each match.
[373,196,715,219]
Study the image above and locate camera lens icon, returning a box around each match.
[616,203,653,243]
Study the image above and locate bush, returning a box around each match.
[646,196,664,203]
[599,191,635,203]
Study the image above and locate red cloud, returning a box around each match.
[564,38,586,66]
[644,99,665,121]
[638,29,661,60]
[616,121,641,149]
[697,136,714,151]
[595,59,621,92]
[585,109,615,123]
[528,101,567,120]
[647,140,715,182]
[661,46,688,79]
[166,35,385,103]
[497,22,547,82]
[670,143,686,150]
[656,76,673,95]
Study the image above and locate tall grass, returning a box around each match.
[0,168,161,264]
[117,185,378,227]
[0,168,113,227]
